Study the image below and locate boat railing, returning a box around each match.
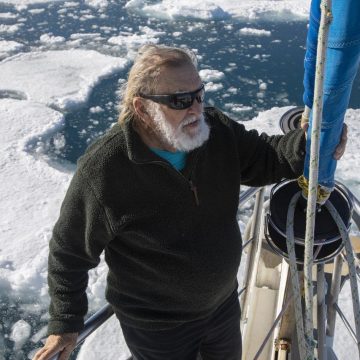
[242,182,360,359]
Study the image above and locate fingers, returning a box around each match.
[33,347,47,360]
[58,346,75,360]
[301,122,309,132]
[333,123,348,160]
[301,120,348,160]
[300,113,309,131]
[33,345,61,360]
[33,345,74,360]
[32,334,78,360]
[341,123,348,141]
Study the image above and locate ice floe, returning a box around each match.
[0,49,129,111]
[39,34,66,44]
[199,69,225,82]
[125,0,311,21]
[0,40,24,60]
[239,27,272,36]
[108,26,165,52]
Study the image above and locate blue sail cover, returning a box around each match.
[303,0,360,189]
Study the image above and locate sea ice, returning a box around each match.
[204,81,224,92]
[125,0,310,21]
[125,0,230,21]
[224,103,252,113]
[84,0,108,8]
[0,47,130,357]
[199,69,225,82]
[0,49,129,111]
[0,50,129,303]
[0,23,22,34]
[28,8,45,14]
[0,12,18,19]
[39,34,66,44]
[0,40,24,60]
[0,99,69,295]
[63,1,79,7]
[239,27,272,36]
[0,0,63,5]
[0,0,64,4]
[70,32,101,40]
[89,105,104,113]
[108,26,165,51]
[10,320,31,351]
[259,82,267,91]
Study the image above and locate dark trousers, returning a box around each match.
[120,290,242,360]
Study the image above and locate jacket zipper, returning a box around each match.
[189,180,200,206]
[135,149,203,206]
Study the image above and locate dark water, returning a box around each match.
[1,1,360,358]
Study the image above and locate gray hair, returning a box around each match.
[118,44,198,125]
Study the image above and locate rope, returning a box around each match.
[303,1,333,356]
[285,191,309,359]
[325,201,360,356]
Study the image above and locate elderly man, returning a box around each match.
[34,44,345,360]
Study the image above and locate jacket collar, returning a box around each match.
[120,117,207,175]
[122,118,159,164]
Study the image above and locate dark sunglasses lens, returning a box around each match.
[170,88,205,109]
[170,94,193,109]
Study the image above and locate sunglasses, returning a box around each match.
[139,83,205,110]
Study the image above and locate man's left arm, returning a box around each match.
[235,122,347,187]
[235,125,306,187]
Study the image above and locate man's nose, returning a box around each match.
[188,97,203,116]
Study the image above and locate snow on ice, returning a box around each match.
[0,50,129,111]
[239,27,272,36]
[0,40,24,60]
[125,0,311,21]
[0,49,129,358]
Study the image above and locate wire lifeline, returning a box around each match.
[325,201,360,357]
[303,0,332,356]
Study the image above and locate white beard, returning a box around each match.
[149,103,210,152]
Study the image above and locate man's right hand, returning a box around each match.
[32,333,78,360]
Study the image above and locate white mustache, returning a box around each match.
[181,114,204,127]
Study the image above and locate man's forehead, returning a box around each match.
[156,65,201,93]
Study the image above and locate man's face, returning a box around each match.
[145,64,210,152]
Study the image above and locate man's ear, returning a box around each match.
[133,97,152,127]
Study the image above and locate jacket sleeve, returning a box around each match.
[47,169,114,335]
[235,123,306,187]
[207,107,305,186]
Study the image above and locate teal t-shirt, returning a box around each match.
[151,148,187,171]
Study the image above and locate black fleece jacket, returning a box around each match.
[47,107,305,334]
